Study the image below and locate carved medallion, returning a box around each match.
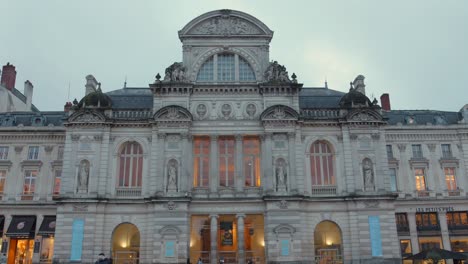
[246,103,257,118]
[196,104,207,119]
[277,200,288,209]
[221,104,232,119]
[167,201,177,210]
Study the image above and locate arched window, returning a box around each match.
[118,142,143,188]
[196,53,256,82]
[310,141,335,186]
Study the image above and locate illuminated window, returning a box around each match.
[0,170,6,194]
[395,213,409,232]
[414,168,426,191]
[53,169,62,196]
[193,137,210,188]
[219,137,235,187]
[310,141,335,186]
[243,137,261,187]
[400,239,412,257]
[389,168,397,192]
[27,146,39,160]
[0,146,8,160]
[196,54,256,82]
[447,212,468,227]
[23,170,38,195]
[118,142,143,188]
[416,213,439,231]
[445,167,457,191]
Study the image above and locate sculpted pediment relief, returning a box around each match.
[188,16,263,35]
[260,105,299,121]
[154,105,192,121]
[347,109,382,122]
[68,110,106,123]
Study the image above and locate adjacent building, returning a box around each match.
[0,9,468,264]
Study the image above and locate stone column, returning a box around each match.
[98,129,110,196]
[156,133,166,194]
[398,144,413,193]
[210,136,218,194]
[181,133,190,193]
[341,128,355,193]
[264,133,273,192]
[210,214,219,264]
[288,132,296,193]
[236,214,246,264]
[407,212,420,253]
[427,144,439,192]
[439,211,454,264]
[235,135,243,192]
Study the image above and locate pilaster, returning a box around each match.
[236,214,246,264]
[210,214,219,264]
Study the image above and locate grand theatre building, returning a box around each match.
[1,9,468,264]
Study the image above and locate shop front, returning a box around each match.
[5,216,36,264]
[36,216,56,264]
[189,214,265,264]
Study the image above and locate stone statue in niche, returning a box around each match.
[363,159,375,191]
[246,103,256,118]
[167,161,178,192]
[196,104,207,119]
[275,159,287,192]
[78,160,89,192]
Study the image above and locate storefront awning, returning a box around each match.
[0,216,4,237]
[37,216,56,236]
[6,216,36,238]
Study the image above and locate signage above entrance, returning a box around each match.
[416,207,454,212]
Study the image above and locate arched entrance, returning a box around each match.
[112,223,140,264]
[314,221,343,263]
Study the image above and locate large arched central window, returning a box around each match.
[118,142,143,188]
[310,141,335,186]
[196,53,256,82]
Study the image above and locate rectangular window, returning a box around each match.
[416,213,440,231]
[414,168,426,191]
[23,170,38,196]
[419,237,442,251]
[447,212,468,228]
[217,54,235,81]
[400,240,412,257]
[395,213,409,232]
[441,144,452,158]
[0,170,6,194]
[0,146,8,160]
[218,137,235,187]
[57,146,64,160]
[243,137,261,187]
[193,137,210,188]
[386,145,394,159]
[389,168,397,192]
[445,167,457,191]
[53,169,62,195]
[27,146,39,160]
[412,144,423,159]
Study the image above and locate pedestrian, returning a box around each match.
[219,256,225,264]
[95,253,110,264]
[0,253,7,264]
[197,257,203,264]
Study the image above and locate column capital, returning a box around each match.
[236,213,246,219]
[209,214,219,219]
[235,134,243,141]
[210,135,219,141]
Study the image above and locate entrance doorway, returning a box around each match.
[111,223,140,264]
[7,239,34,264]
[314,221,343,264]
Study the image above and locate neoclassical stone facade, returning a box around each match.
[1,9,468,264]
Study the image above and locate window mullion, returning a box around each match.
[213,54,218,82]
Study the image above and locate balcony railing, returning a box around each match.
[112,110,152,119]
[396,224,410,233]
[115,187,142,197]
[417,224,440,232]
[311,185,337,196]
[448,223,468,230]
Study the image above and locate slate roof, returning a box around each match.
[10,87,40,112]
[299,87,346,109]
[105,87,153,109]
[0,111,66,127]
[384,110,461,125]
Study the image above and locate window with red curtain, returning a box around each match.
[193,137,210,187]
[310,141,335,186]
[118,142,143,188]
[243,136,261,187]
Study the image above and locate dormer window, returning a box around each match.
[196,53,256,82]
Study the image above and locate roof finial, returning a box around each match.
[124,75,127,88]
[325,77,328,89]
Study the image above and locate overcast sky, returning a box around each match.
[1,0,467,111]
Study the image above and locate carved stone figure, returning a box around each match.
[221,104,232,119]
[163,62,187,82]
[167,161,177,191]
[246,103,256,118]
[196,104,207,119]
[363,159,374,191]
[272,107,286,119]
[264,61,291,83]
[275,160,287,191]
[78,160,89,191]
[190,16,261,35]
[166,107,180,120]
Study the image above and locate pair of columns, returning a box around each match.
[210,214,246,264]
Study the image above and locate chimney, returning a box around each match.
[64,101,73,112]
[85,74,98,95]
[1,63,17,91]
[380,93,391,111]
[353,75,366,95]
[24,80,34,110]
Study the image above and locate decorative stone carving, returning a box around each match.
[71,134,81,142]
[246,103,257,118]
[349,134,358,140]
[363,200,379,208]
[72,113,103,122]
[427,144,436,152]
[275,158,287,192]
[397,144,407,152]
[196,104,208,119]
[221,104,232,119]
[371,134,380,140]
[363,158,375,191]
[77,160,90,192]
[163,62,187,82]
[166,107,180,120]
[277,200,288,209]
[167,201,176,211]
[167,160,178,192]
[14,146,24,153]
[189,16,261,35]
[264,61,290,83]
[93,135,103,142]
[44,146,53,153]
[272,107,286,119]
[72,204,89,212]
